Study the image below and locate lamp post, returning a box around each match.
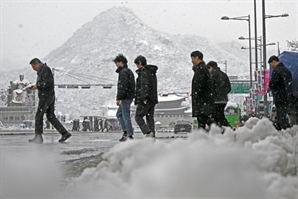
[262,0,289,117]
[265,13,289,18]
[240,38,276,63]
[254,0,258,71]
[239,36,261,69]
[221,15,252,88]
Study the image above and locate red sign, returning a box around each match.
[255,69,270,95]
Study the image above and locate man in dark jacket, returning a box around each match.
[114,54,136,141]
[207,61,232,129]
[134,55,158,138]
[191,51,214,130]
[268,55,292,130]
[28,58,71,144]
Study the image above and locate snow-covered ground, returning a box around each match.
[63,117,298,198]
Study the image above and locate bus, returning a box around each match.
[224,102,241,128]
[192,102,241,129]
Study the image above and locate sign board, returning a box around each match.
[230,83,250,94]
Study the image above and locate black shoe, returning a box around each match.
[119,132,128,142]
[145,132,154,138]
[28,134,43,144]
[59,132,72,143]
[119,135,133,141]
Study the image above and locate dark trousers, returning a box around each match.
[274,102,290,130]
[135,102,155,135]
[35,95,67,135]
[214,103,231,127]
[197,114,213,130]
[289,96,298,126]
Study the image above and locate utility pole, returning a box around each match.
[262,0,268,117]
[254,0,258,72]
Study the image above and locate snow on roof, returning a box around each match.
[158,95,185,102]
[107,109,116,118]
[226,101,239,108]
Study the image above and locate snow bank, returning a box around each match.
[64,118,298,198]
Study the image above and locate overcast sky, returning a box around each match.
[1,0,297,68]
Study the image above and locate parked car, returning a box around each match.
[174,120,192,134]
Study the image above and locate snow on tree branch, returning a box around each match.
[287,40,298,52]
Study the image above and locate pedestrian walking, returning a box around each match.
[134,55,158,138]
[28,58,72,144]
[268,55,292,130]
[207,61,232,129]
[113,54,135,141]
[190,51,214,130]
[99,119,103,132]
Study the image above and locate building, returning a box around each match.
[131,94,190,126]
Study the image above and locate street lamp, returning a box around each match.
[239,35,277,62]
[239,36,261,71]
[241,42,276,64]
[265,13,289,19]
[221,15,252,88]
[259,42,276,46]
[262,0,289,117]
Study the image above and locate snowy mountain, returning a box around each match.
[1,6,249,118]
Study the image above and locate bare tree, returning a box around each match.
[287,40,298,52]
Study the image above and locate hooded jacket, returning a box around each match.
[135,65,158,105]
[210,67,231,103]
[269,62,292,103]
[116,64,135,100]
[191,61,214,117]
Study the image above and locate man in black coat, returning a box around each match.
[191,51,214,130]
[268,55,292,130]
[28,58,71,144]
[114,54,136,141]
[207,61,232,129]
[134,55,158,138]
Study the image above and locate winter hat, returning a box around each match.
[207,61,218,69]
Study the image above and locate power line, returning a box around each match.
[53,68,116,84]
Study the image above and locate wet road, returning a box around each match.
[0,130,185,186]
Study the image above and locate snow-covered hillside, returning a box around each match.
[1,6,249,118]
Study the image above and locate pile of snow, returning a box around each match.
[2,150,61,198]
[64,118,298,198]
